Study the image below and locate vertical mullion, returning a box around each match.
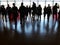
[52,0,54,18]
[0,0,1,5]
[45,0,46,6]
[37,0,39,6]
[7,0,8,5]
[30,0,31,6]
[22,0,23,3]
[14,0,16,4]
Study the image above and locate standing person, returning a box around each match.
[37,5,42,20]
[6,4,12,29]
[19,2,26,25]
[25,5,29,20]
[32,2,37,21]
[53,3,59,21]
[47,4,52,22]
[44,5,47,20]
[56,9,60,43]
[12,3,18,30]
[1,5,6,23]
[19,2,26,34]
[0,5,1,16]
[58,9,60,21]
[28,6,31,16]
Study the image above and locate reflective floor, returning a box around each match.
[0,14,60,45]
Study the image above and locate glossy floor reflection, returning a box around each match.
[0,15,59,35]
[0,14,59,45]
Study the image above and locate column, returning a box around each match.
[0,0,1,5]
[45,0,46,6]
[30,0,31,6]
[14,0,16,4]
[7,0,8,5]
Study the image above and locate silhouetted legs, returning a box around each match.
[47,14,50,22]
[53,14,58,21]
[38,15,41,21]
[2,15,4,23]
[44,14,46,20]
[20,16,25,25]
[14,17,17,31]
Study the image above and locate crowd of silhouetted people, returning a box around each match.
[0,2,60,30]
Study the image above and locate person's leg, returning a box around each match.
[56,13,57,21]
[20,17,22,24]
[15,18,17,31]
[44,14,46,20]
[47,14,50,22]
[40,15,41,21]
[5,15,7,22]
[53,14,54,21]
[3,15,4,23]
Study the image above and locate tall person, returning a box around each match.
[53,3,59,21]
[32,2,37,21]
[47,4,52,22]
[19,2,26,25]
[6,4,12,29]
[44,5,47,20]
[12,3,18,31]
[1,5,6,23]
[37,5,42,20]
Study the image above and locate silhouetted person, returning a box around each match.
[58,9,60,21]
[12,3,18,30]
[47,4,52,22]
[32,2,37,21]
[0,5,1,15]
[1,5,6,23]
[56,9,60,43]
[53,3,59,21]
[19,2,26,25]
[44,6,47,19]
[6,4,12,29]
[25,5,29,19]
[37,5,42,20]
[28,6,31,16]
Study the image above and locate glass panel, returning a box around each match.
[1,2,7,8]
[1,0,7,2]
[24,0,30,2]
[15,0,22,8]
[39,2,45,13]
[54,0,60,2]
[8,0,14,2]
[46,2,52,6]
[39,0,45,2]
[16,0,22,2]
[24,2,30,7]
[46,0,53,2]
[8,2,15,7]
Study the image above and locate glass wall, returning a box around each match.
[0,0,7,8]
[0,0,60,8]
[7,0,14,7]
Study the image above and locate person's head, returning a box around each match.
[33,2,34,4]
[7,4,9,7]
[13,3,15,6]
[26,5,28,8]
[29,6,31,8]
[48,4,50,7]
[33,2,35,5]
[2,5,4,8]
[44,5,46,8]
[39,5,41,7]
[55,3,57,6]
[21,2,23,6]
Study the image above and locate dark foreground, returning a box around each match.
[0,15,60,45]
